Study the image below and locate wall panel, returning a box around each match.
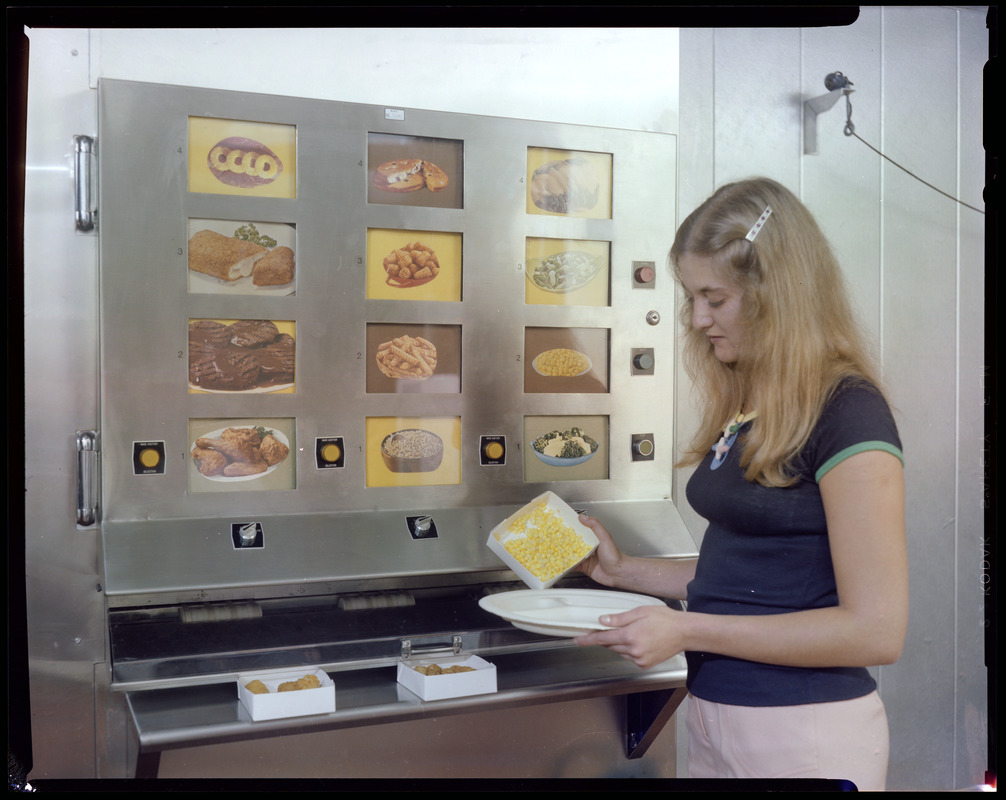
[674,7,988,789]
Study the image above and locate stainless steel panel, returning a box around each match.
[102,500,695,604]
[125,650,687,753]
[153,695,679,779]
[96,79,689,597]
[22,27,106,780]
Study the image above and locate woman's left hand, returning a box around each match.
[574,603,687,669]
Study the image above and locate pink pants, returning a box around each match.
[686,691,890,790]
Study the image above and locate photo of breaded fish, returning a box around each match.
[252,245,296,286]
[188,229,268,282]
[187,221,296,296]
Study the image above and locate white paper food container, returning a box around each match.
[486,490,599,590]
[396,654,497,701]
[237,667,335,721]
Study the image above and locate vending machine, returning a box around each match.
[31,75,697,780]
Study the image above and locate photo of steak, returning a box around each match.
[188,319,295,392]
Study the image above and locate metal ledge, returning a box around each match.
[127,648,687,778]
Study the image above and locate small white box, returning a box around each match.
[487,491,599,590]
[237,667,335,721]
[396,654,497,701]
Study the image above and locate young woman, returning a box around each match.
[574,178,907,789]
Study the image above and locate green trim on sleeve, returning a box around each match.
[815,441,904,483]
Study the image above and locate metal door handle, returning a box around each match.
[74,135,96,232]
[76,430,99,527]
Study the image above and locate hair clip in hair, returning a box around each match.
[745,205,773,242]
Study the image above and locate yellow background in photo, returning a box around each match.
[526,147,613,219]
[365,416,462,487]
[366,229,463,302]
[524,237,610,307]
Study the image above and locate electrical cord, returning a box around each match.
[843,92,985,215]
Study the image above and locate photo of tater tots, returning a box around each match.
[382,242,440,287]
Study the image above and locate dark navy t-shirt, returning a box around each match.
[684,379,903,706]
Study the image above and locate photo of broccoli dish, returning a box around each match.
[532,427,599,461]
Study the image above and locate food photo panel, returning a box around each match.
[366,228,462,302]
[523,415,609,483]
[187,219,296,295]
[188,417,296,493]
[524,327,609,394]
[188,117,296,199]
[524,237,610,307]
[365,416,462,488]
[366,323,461,394]
[188,318,296,394]
[367,133,463,209]
[526,147,612,219]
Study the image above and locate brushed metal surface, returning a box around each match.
[96,79,687,598]
[126,649,687,752]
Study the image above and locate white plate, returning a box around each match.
[189,381,295,395]
[531,350,592,378]
[479,588,665,637]
[526,251,601,293]
[188,269,295,296]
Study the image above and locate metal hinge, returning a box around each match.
[401,634,463,661]
[76,430,100,528]
[73,135,97,232]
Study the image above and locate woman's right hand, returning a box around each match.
[576,514,626,588]
[575,515,697,601]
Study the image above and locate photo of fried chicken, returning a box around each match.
[191,426,290,480]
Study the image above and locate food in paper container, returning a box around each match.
[504,504,592,581]
[244,679,269,695]
[276,674,321,692]
[411,663,475,675]
[396,655,496,701]
[487,491,599,589]
[237,668,334,720]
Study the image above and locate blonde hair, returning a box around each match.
[670,177,882,487]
